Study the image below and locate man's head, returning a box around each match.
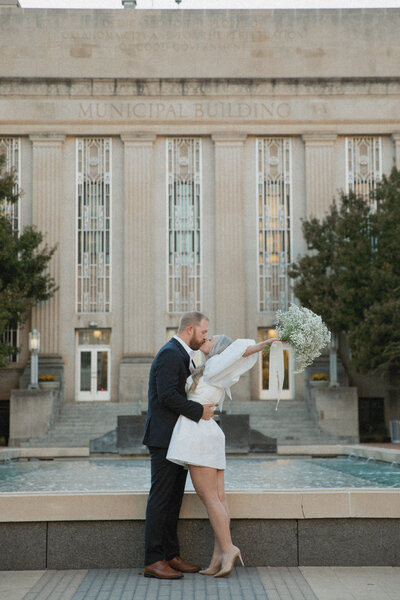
[177,311,209,351]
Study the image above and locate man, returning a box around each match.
[142,311,216,579]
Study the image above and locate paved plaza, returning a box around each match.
[1,566,400,600]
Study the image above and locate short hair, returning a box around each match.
[178,311,209,332]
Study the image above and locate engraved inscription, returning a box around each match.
[60,26,304,56]
[77,101,292,121]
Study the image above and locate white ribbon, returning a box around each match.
[268,341,284,410]
[218,387,232,412]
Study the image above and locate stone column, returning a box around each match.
[302,133,337,218]
[29,134,65,357]
[392,133,400,170]
[212,133,247,339]
[119,134,156,403]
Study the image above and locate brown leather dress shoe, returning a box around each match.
[168,556,200,573]
[144,560,183,579]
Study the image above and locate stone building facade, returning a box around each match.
[1,4,400,409]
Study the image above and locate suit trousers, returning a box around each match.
[144,445,188,565]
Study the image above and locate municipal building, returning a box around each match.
[1,1,400,426]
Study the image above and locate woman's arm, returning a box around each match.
[242,337,280,357]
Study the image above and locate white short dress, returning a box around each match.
[166,339,257,470]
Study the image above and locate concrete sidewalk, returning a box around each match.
[1,566,400,600]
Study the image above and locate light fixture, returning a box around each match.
[88,321,98,328]
[122,0,137,7]
[28,328,40,389]
[29,328,40,353]
[93,329,102,340]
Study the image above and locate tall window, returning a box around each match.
[257,138,292,312]
[0,137,20,231]
[346,137,382,205]
[76,138,111,313]
[258,327,293,399]
[0,138,21,362]
[167,138,201,313]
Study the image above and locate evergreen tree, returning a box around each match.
[0,154,57,366]
[289,167,400,376]
[349,168,400,376]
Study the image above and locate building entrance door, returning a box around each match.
[76,329,111,401]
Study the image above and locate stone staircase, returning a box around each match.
[20,398,344,449]
[228,399,346,446]
[20,401,142,448]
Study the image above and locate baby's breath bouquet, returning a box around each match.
[275,304,331,373]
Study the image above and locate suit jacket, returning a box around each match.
[142,337,204,448]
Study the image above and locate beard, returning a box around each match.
[188,337,203,351]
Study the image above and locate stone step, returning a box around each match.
[21,398,342,449]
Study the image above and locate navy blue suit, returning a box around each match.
[143,337,203,565]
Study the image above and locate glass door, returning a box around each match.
[76,329,111,401]
[258,327,294,400]
[78,347,110,401]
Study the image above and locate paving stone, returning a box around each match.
[7,567,400,600]
[258,567,319,600]
[21,570,87,600]
[67,568,268,599]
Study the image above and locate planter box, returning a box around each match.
[310,380,329,388]
[39,381,59,390]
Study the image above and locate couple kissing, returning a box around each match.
[142,311,278,579]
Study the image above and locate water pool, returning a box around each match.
[0,456,399,493]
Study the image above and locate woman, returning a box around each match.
[166,334,279,578]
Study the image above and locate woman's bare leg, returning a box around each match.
[206,470,229,563]
[189,465,232,554]
[217,469,230,523]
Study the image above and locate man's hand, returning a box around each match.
[201,403,217,420]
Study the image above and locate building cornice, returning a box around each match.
[2,77,400,98]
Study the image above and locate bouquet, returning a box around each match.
[275,304,331,373]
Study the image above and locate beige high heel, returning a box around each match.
[199,555,222,575]
[214,545,244,578]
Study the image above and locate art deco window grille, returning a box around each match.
[167,138,201,313]
[0,137,20,232]
[0,138,21,361]
[257,138,293,312]
[2,323,19,363]
[346,137,382,206]
[76,138,111,313]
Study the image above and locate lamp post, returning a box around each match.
[329,333,339,387]
[28,328,40,390]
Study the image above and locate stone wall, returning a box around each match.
[9,388,60,445]
[1,7,400,79]
[311,386,359,443]
[1,518,399,569]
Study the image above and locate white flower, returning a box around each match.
[275,304,331,373]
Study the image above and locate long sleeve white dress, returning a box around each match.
[166,339,258,470]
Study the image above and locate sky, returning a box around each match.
[18,0,400,9]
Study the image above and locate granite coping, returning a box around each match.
[0,445,342,462]
[278,444,400,462]
[0,448,90,460]
[0,488,399,522]
[277,445,348,456]
[2,444,399,461]
[343,444,400,463]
